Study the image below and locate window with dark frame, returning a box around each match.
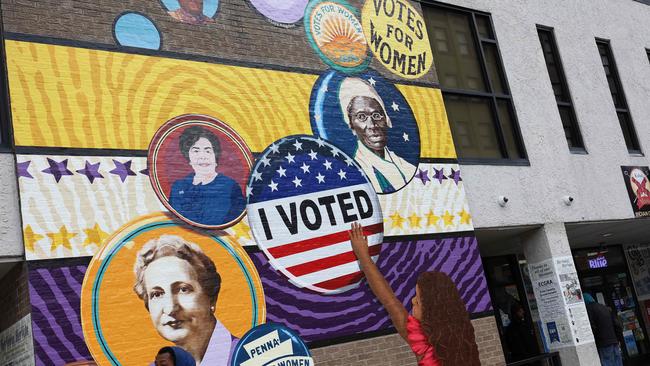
[537,26,584,151]
[596,40,641,153]
[421,3,525,161]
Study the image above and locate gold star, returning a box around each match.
[442,211,455,226]
[425,210,440,226]
[389,212,405,228]
[83,223,109,247]
[458,209,472,225]
[23,225,44,252]
[230,220,252,240]
[47,226,77,252]
[408,213,421,228]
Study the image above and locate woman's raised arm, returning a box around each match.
[349,222,408,340]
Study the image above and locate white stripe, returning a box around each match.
[276,233,383,268]
[296,255,379,286]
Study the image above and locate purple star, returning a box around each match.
[416,168,430,185]
[448,168,463,185]
[17,161,33,179]
[76,161,104,183]
[109,159,136,182]
[42,158,73,182]
[432,167,447,184]
[139,167,149,176]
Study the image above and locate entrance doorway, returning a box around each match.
[573,246,650,365]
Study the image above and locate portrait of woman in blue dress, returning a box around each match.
[169,126,246,226]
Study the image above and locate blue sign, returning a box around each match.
[547,322,560,343]
[231,323,313,366]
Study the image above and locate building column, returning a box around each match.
[523,223,601,366]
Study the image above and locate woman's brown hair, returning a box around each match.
[416,271,481,366]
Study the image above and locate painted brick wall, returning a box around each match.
[1,0,501,364]
[0,0,437,84]
[0,263,30,333]
[311,317,506,366]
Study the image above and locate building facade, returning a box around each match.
[0,1,648,366]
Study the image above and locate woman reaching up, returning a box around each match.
[349,222,481,366]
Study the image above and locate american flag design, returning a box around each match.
[247,135,384,294]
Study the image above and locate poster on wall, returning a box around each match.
[530,259,572,348]
[529,257,594,349]
[621,166,650,218]
[624,243,650,301]
[0,315,34,366]
[554,257,594,345]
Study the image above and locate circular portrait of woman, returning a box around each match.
[80,213,265,366]
[148,114,253,229]
[309,69,421,194]
[160,0,219,25]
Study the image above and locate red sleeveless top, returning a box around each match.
[406,315,441,366]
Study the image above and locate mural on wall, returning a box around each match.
[247,0,310,27]
[309,69,419,193]
[113,12,162,50]
[148,114,253,229]
[231,323,314,366]
[16,155,164,260]
[305,0,371,73]
[621,166,650,218]
[160,0,219,25]
[247,135,384,294]
[361,0,433,78]
[80,214,265,366]
[6,0,493,364]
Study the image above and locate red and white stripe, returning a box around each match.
[248,184,384,294]
[268,222,383,293]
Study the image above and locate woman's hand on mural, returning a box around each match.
[349,222,370,262]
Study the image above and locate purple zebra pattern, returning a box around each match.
[28,263,93,366]
[251,236,492,342]
[25,236,491,364]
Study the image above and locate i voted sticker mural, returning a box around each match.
[305,0,371,73]
[309,69,420,194]
[231,323,313,366]
[247,135,383,294]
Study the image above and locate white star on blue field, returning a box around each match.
[248,136,368,204]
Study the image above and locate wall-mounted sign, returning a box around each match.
[588,255,608,269]
[361,0,433,79]
[621,166,650,218]
[529,257,594,349]
[0,315,34,366]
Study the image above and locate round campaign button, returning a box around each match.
[309,69,420,194]
[231,323,313,366]
[361,0,433,79]
[246,135,384,294]
[248,0,310,27]
[80,213,265,366]
[148,114,254,230]
[304,0,371,73]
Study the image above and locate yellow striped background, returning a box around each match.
[6,40,456,158]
